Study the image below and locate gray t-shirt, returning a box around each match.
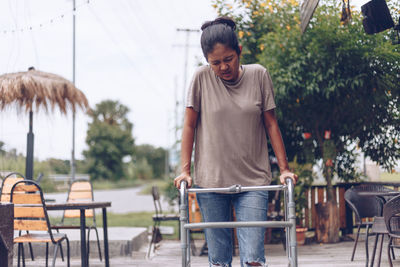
[186,64,276,188]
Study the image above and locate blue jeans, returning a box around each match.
[196,190,269,267]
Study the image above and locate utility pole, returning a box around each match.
[71,0,76,181]
[176,28,199,114]
[174,29,199,176]
[173,76,179,175]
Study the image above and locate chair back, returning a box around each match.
[152,186,163,216]
[383,195,400,239]
[356,183,397,202]
[0,172,25,202]
[11,180,57,242]
[344,187,384,223]
[63,179,94,220]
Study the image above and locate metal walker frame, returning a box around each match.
[179,178,298,267]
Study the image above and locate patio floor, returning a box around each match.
[13,237,400,266]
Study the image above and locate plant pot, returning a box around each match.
[315,201,340,243]
[296,227,308,245]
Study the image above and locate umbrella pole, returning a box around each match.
[25,110,34,180]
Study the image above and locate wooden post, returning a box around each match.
[339,187,346,231]
[0,203,14,267]
[311,187,316,229]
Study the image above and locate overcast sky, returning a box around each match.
[0,0,369,161]
[0,0,217,161]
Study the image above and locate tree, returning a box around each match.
[83,100,135,180]
[134,144,168,179]
[215,0,400,196]
[215,0,400,242]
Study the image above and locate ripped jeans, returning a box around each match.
[196,190,269,267]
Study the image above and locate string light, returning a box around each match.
[1,1,90,35]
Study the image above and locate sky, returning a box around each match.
[0,0,369,162]
[0,0,217,161]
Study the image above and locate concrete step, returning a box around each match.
[13,227,148,259]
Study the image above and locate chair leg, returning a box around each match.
[391,244,395,260]
[28,242,34,261]
[365,224,370,267]
[370,233,379,267]
[55,228,65,261]
[46,243,49,267]
[17,243,21,267]
[52,242,59,267]
[377,234,384,267]
[147,227,156,258]
[58,242,65,262]
[65,238,71,267]
[189,231,197,256]
[87,227,91,263]
[351,224,361,261]
[93,227,103,261]
[21,243,26,267]
[388,237,393,267]
[26,231,34,261]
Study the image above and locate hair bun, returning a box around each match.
[201,16,236,31]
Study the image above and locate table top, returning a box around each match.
[46,201,111,210]
[358,191,400,197]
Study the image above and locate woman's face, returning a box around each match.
[207,43,240,82]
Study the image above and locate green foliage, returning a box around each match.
[47,158,70,174]
[289,159,314,225]
[134,144,168,179]
[130,158,153,180]
[83,100,135,181]
[164,180,179,207]
[214,0,400,191]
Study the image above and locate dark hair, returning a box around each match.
[200,17,240,60]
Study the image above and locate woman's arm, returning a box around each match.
[174,107,198,189]
[263,109,298,184]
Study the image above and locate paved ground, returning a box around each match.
[13,238,400,266]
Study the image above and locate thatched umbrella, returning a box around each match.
[0,67,89,179]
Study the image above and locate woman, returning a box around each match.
[174,17,297,267]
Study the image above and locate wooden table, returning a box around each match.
[46,201,111,267]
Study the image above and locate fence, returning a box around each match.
[298,182,400,235]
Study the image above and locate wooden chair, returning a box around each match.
[0,172,25,203]
[0,172,36,261]
[148,185,180,257]
[52,179,102,262]
[11,180,70,267]
[187,192,207,256]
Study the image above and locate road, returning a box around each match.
[45,186,176,216]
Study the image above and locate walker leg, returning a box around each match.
[286,178,298,267]
[180,182,189,267]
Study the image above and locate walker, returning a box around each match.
[179,178,298,267]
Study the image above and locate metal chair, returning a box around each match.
[11,180,70,267]
[52,179,102,263]
[148,185,180,257]
[383,195,400,267]
[344,187,385,264]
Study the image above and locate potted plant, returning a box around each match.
[289,159,314,245]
